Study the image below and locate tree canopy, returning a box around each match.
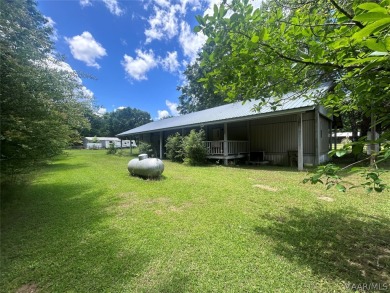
[0,0,91,178]
[193,0,389,191]
[177,44,228,114]
[81,107,152,137]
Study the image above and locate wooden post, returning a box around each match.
[247,121,250,161]
[159,131,163,159]
[298,113,304,171]
[224,123,228,165]
[314,107,320,165]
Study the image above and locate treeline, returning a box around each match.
[81,107,151,138]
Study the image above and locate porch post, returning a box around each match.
[314,107,320,165]
[159,131,163,159]
[247,121,251,160]
[224,123,228,165]
[298,113,304,171]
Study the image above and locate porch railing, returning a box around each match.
[204,140,249,155]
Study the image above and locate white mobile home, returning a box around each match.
[83,137,136,149]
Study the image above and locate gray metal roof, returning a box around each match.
[117,87,327,137]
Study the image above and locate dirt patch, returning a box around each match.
[252,184,278,192]
[317,196,335,202]
[16,284,39,293]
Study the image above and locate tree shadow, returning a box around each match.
[1,182,151,292]
[254,208,390,286]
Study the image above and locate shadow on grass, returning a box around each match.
[254,208,390,286]
[1,182,150,292]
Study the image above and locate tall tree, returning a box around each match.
[0,0,91,178]
[177,44,227,114]
[194,0,389,191]
[107,107,152,136]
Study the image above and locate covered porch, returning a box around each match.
[205,140,249,163]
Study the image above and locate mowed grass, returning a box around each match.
[1,150,389,292]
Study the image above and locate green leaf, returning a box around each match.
[336,149,347,157]
[353,12,390,22]
[357,3,382,11]
[336,184,346,192]
[365,39,387,52]
[280,22,286,33]
[195,15,205,26]
[251,35,259,43]
[193,26,201,33]
[369,7,388,14]
[350,167,362,173]
[352,18,390,41]
[263,28,270,41]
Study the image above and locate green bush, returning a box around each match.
[165,133,184,162]
[183,129,207,165]
[106,142,117,154]
[138,141,154,157]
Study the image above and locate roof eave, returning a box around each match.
[116,105,316,137]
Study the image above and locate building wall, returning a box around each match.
[319,114,331,163]
[249,112,318,165]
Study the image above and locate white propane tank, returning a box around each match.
[128,154,164,178]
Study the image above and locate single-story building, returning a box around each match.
[83,137,136,149]
[117,91,333,170]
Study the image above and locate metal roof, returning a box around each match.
[117,87,327,137]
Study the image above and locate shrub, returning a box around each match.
[182,129,207,165]
[106,142,117,154]
[165,133,184,162]
[138,141,154,157]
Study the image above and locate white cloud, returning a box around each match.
[145,5,180,43]
[161,51,180,73]
[156,100,179,120]
[166,100,179,116]
[96,107,107,116]
[79,0,123,15]
[122,49,158,80]
[154,0,170,8]
[103,0,124,16]
[178,0,202,13]
[81,86,94,100]
[80,0,92,7]
[179,21,207,63]
[44,16,58,41]
[157,110,170,119]
[116,106,126,111]
[65,32,107,69]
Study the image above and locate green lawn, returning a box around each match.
[1,150,389,292]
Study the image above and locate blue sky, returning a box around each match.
[37,0,219,120]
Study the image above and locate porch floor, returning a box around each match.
[206,153,247,160]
